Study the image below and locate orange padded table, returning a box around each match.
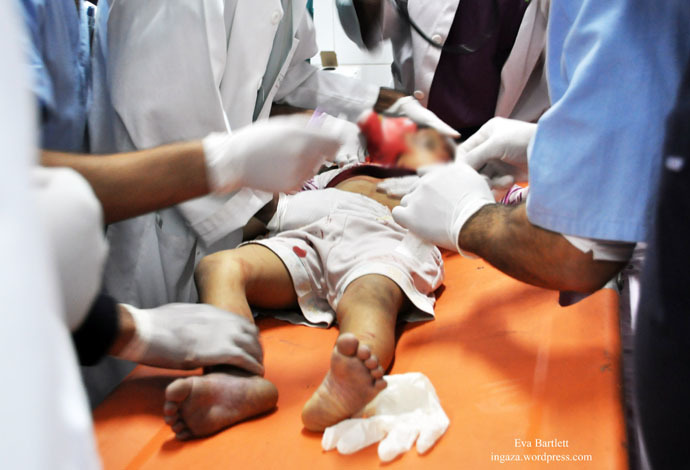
[94,253,627,469]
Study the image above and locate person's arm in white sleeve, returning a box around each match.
[273,12,379,121]
[2,4,100,467]
[276,12,459,137]
[33,166,108,329]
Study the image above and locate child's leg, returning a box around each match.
[164,244,298,440]
[194,243,299,317]
[301,274,406,431]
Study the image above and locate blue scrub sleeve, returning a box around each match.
[17,0,55,112]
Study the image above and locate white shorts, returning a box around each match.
[244,195,444,327]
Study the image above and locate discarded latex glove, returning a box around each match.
[322,372,449,462]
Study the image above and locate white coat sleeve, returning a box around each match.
[99,0,269,246]
[274,12,379,121]
[1,3,100,468]
[33,167,109,331]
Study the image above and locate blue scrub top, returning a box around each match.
[19,0,92,153]
[526,0,690,243]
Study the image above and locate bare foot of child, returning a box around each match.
[301,333,387,432]
[163,370,278,440]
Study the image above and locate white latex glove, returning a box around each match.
[376,175,420,198]
[322,114,366,167]
[322,372,450,462]
[386,96,461,139]
[203,115,342,194]
[33,167,108,331]
[267,188,371,233]
[392,162,494,253]
[375,163,446,198]
[116,303,264,374]
[455,117,535,185]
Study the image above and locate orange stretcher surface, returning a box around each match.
[94,253,627,469]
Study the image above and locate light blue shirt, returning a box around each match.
[526,0,690,243]
[19,0,92,152]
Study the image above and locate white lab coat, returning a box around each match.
[34,167,109,331]
[494,0,550,122]
[1,3,100,468]
[379,0,460,106]
[341,0,549,122]
[89,0,379,308]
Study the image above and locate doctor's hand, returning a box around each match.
[322,114,367,166]
[455,117,535,187]
[392,162,494,253]
[386,96,461,139]
[203,115,342,194]
[322,373,450,462]
[113,303,264,375]
[268,188,372,233]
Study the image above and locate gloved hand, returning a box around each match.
[267,188,371,233]
[386,96,461,139]
[322,372,450,462]
[376,162,447,198]
[115,303,264,375]
[392,162,494,253]
[33,167,108,331]
[322,114,367,167]
[203,115,342,194]
[376,175,420,198]
[455,117,535,185]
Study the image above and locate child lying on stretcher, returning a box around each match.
[162,122,454,440]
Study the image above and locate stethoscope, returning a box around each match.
[388,0,500,54]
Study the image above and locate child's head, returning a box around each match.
[396,127,454,170]
[358,111,454,170]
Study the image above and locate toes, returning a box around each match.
[364,355,379,370]
[356,343,372,361]
[374,378,387,391]
[176,430,193,441]
[165,377,194,403]
[164,414,178,425]
[163,401,179,417]
[172,421,187,434]
[335,333,359,356]
[371,366,385,380]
